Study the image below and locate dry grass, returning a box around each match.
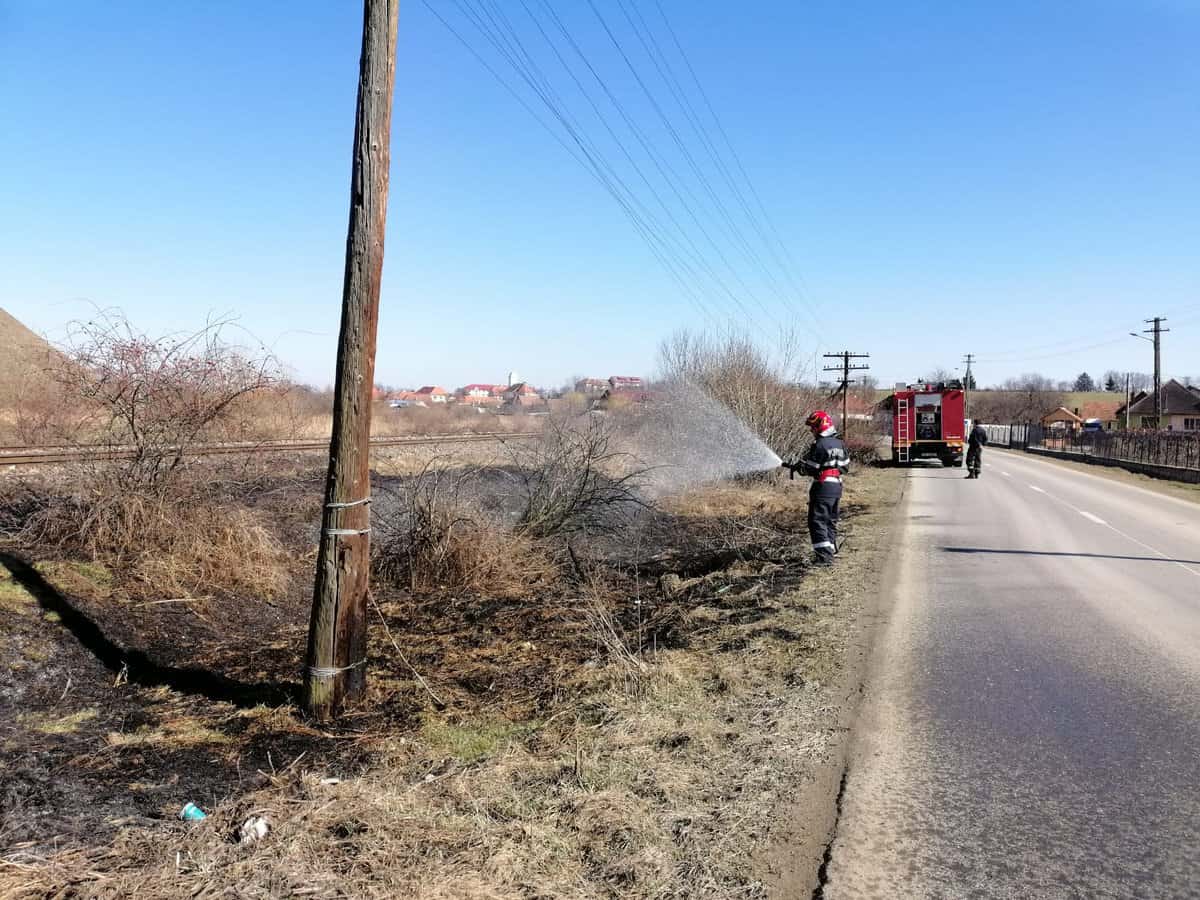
[17,481,291,601]
[0,455,904,898]
[373,466,558,599]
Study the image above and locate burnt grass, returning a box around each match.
[0,460,826,855]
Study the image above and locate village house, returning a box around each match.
[503,382,543,407]
[608,375,644,390]
[1116,380,1200,431]
[415,386,449,404]
[1041,407,1083,431]
[575,378,609,395]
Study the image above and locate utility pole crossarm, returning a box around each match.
[823,351,870,438]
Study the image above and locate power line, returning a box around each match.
[427,0,815,343]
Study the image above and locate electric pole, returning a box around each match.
[823,351,870,438]
[1125,372,1131,431]
[1144,317,1168,427]
[962,353,975,419]
[303,0,399,721]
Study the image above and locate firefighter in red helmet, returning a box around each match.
[784,410,850,566]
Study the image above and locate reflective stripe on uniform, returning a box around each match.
[812,541,835,550]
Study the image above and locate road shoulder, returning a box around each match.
[758,464,911,898]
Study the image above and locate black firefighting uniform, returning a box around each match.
[799,430,851,558]
[967,423,988,475]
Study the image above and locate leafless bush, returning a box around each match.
[53,311,281,492]
[372,462,556,597]
[1,313,295,600]
[657,328,823,460]
[507,414,648,538]
[842,433,880,464]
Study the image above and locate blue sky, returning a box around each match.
[2,1,1198,390]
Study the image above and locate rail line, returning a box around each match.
[0,431,540,467]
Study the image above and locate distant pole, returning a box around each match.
[962,353,975,419]
[303,0,399,721]
[823,351,870,438]
[1144,317,1168,427]
[1124,372,1131,431]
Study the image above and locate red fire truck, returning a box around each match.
[889,381,966,467]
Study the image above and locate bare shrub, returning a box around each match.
[373,463,556,598]
[2,313,294,600]
[657,328,823,460]
[507,414,648,538]
[842,433,880,464]
[53,311,281,491]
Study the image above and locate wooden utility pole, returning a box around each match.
[1125,372,1131,431]
[961,353,975,420]
[1144,317,1168,428]
[823,351,870,438]
[303,0,399,720]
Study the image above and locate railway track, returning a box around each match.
[0,431,540,467]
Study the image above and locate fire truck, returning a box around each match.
[889,380,966,467]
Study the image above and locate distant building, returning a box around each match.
[608,375,644,390]
[415,386,449,404]
[459,383,496,398]
[389,390,427,408]
[1116,380,1200,431]
[575,378,609,395]
[503,382,542,406]
[597,387,661,408]
[1041,406,1083,431]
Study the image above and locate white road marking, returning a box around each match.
[1030,485,1046,493]
[1079,511,1107,525]
[1001,471,1012,478]
[1048,495,1200,581]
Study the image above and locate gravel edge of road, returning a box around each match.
[758,467,912,898]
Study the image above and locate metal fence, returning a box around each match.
[980,424,1031,448]
[981,423,1200,472]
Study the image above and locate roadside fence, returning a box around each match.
[978,422,1200,480]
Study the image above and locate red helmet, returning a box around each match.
[806,410,834,434]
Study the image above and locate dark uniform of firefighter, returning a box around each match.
[786,410,850,566]
[966,421,988,478]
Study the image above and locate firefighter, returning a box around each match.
[785,410,850,566]
[966,419,988,478]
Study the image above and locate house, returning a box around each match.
[1041,407,1083,431]
[1077,399,1123,430]
[459,383,497,399]
[608,375,644,391]
[415,386,449,404]
[575,378,609,395]
[503,382,543,406]
[388,390,427,408]
[597,387,661,408]
[1116,380,1200,431]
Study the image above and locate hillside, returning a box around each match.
[0,307,62,417]
[0,306,56,375]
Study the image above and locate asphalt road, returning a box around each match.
[823,450,1200,899]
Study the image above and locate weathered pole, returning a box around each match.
[303,0,399,720]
